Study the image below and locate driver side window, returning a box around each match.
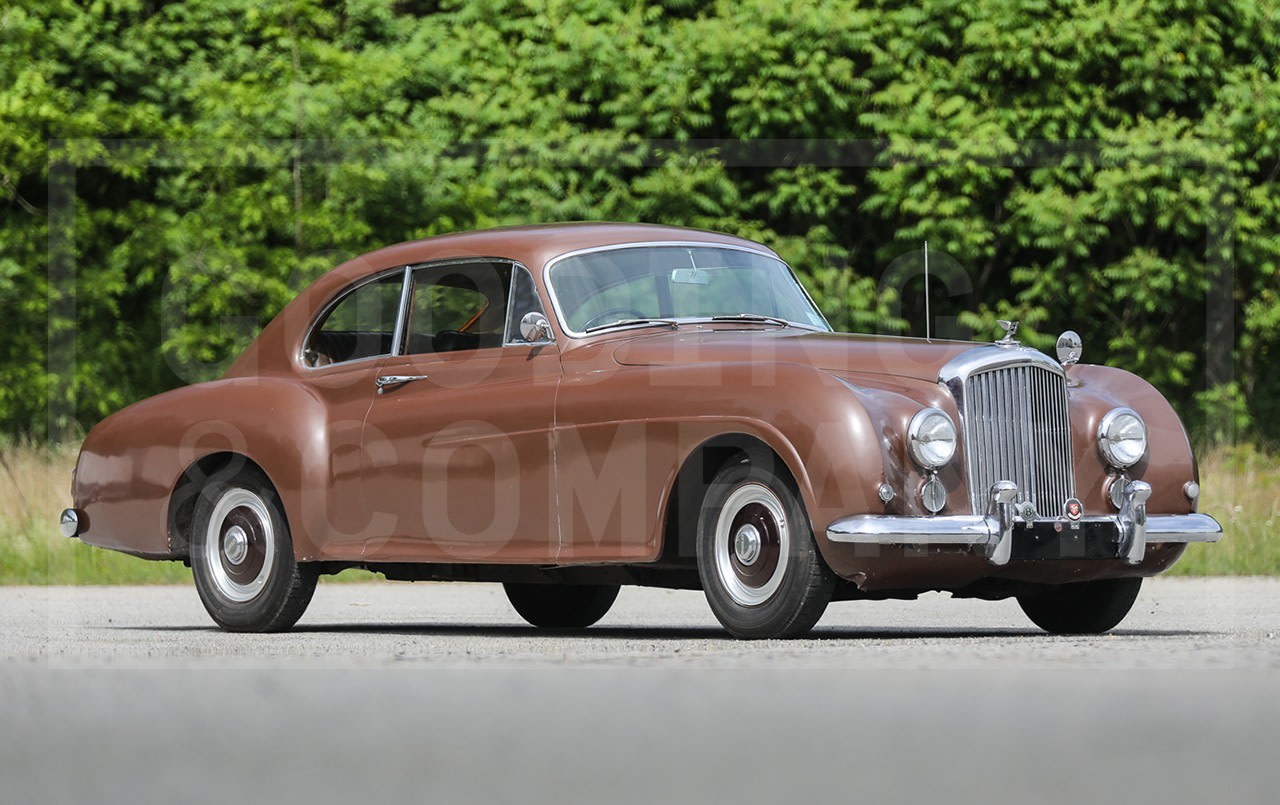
[406,261,512,355]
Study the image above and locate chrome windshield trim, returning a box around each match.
[542,241,831,339]
[577,316,828,338]
[547,239,780,266]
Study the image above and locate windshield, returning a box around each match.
[547,245,831,335]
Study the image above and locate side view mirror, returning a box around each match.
[519,311,554,343]
[1056,330,1082,366]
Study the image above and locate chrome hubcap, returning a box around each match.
[714,483,790,608]
[734,524,762,565]
[222,525,249,565]
[203,488,275,603]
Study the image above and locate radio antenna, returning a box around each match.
[924,240,931,341]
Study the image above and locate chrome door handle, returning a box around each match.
[375,374,429,393]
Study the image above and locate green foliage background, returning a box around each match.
[2,0,1278,442]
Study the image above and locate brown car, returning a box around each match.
[61,223,1221,638]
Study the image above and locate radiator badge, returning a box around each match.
[1063,498,1083,521]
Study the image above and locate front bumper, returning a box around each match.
[826,480,1221,567]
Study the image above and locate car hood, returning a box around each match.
[611,328,984,382]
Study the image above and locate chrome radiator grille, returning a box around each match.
[960,363,1075,515]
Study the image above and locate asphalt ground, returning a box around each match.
[2,577,1278,804]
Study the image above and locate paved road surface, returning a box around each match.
[3,578,1278,803]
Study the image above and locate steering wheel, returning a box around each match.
[582,306,647,331]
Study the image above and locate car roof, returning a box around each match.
[325,222,777,286]
[226,223,779,378]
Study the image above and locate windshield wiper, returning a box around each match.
[707,314,791,327]
[584,318,681,334]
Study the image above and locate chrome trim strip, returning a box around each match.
[938,344,1065,385]
[501,263,521,345]
[390,267,413,357]
[541,241,830,339]
[547,239,780,266]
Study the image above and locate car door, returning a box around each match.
[358,260,561,563]
[297,268,408,555]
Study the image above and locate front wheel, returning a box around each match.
[1017,577,1143,635]
[504,583,620,629]
[696,457,835,639]
[190,468,317,633]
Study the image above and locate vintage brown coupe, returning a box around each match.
[62,223,1221,638]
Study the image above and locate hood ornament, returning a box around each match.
[995,319,1019,347]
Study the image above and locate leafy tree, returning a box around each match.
[1,0,1277,443]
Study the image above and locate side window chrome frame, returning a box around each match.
[390,267,414,357]
[301,256,556,371]
[405,257,505,347]
[299,266,412,372]
[503,263,554,347]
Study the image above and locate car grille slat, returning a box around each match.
[962,362,1075,515]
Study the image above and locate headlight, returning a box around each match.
[1098,407,1147,469]
[908,408,957,470]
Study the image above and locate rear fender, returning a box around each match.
[73,377,339,560]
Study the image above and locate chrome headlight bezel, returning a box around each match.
[908,408,958,470]
[1097,407,1148,469]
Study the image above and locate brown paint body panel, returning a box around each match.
[71,223,1204,591]
[354,345,562,564]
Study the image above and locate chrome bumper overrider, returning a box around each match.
[59,508,81,539]
[826,480,1222,567]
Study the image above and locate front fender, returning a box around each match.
[1065,364,1199,516]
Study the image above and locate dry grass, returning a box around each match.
[0,441,189,584]
[0,440,1272,584]
[1168,444,1280,576]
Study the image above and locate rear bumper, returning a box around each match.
[826,480,1221,567]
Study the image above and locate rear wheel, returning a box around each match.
[696,457,835,639]
[1017,577,1143,635]
[190,468,317,632]
[504,583,620,629]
